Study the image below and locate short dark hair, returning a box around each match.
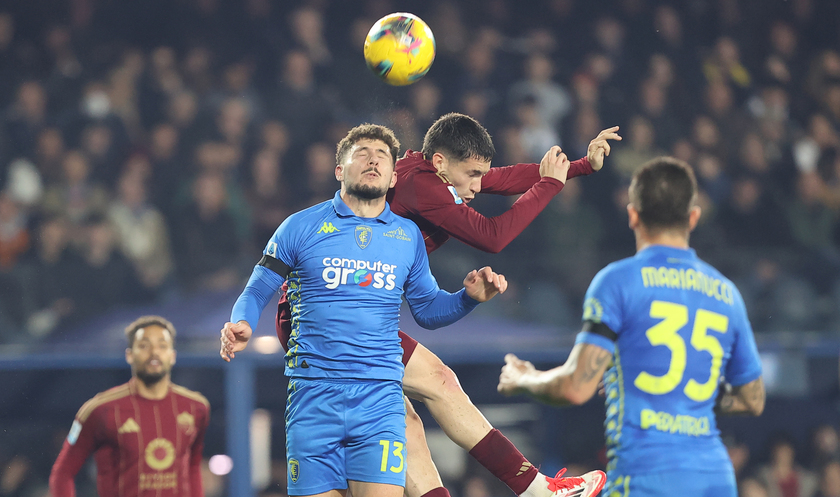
[125,315,177,347]
[422,113,495,162]
[629,157,697,231]
[335,124,400,166]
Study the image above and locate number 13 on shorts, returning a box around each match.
[379,440,405,473]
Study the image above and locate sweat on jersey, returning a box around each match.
[388,151,594,253]
[575,245,762,476]
[231,191,480,382]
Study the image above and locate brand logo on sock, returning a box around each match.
[516,462,532,477]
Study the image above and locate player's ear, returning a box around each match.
[627,204,639,229]
[688,205,702,231]
[125,348,133,366]
[431,152,447,173]
[171,350,177,366]
[335,164,343,181]
[389,168,398,188]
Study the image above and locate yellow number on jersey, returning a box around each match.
[634,301,728,401]
[379,440,405,473]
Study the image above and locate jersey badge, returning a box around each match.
[355,226,372,249]
[266,241,278,257]
[67,420,82,445]
[177,412,196,435]
[383,226,412,241]
[583,297,604,322]
[289,458,300,483]
[447,186,464,205]
[118,417,140,434]
[317,222,340,234]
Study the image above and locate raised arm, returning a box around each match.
[497,343,612,406]
[481,126,620,195]
[715,377,765,416]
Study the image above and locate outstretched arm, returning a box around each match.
[497,343,612,406]
[481,126,621,195]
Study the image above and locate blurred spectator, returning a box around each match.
[108,171,175,301]
[33,127,65,185]
[758,433,819,497]
[509,52,573,137]
[40,150,109,230]
[0,192,29,271]
[271,49,332,149]
[72,216,143,320]
[719,176,792,249]
[811,425,840,471]
[172,171,242,291]
[511,96,560,162]
[741,477,772,497]
[703,36,752,99]
[4,80,48,161]
[610,115,665,180]
[725,434,752,483]
[247,148,292,248]
[817,461,840,497]
[19,218,83,339]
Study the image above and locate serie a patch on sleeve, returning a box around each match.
[447,185,463,204]
[67,420,82,445]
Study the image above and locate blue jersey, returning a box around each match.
[576,245,762,476]
[231,192,479,382]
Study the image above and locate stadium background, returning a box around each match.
[0,0,839,495]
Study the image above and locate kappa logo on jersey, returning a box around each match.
[355,225,372,249]
[383,226,412,241]
[321,257,397,290]
[317,222,340,234]
[447,185,464,205]
[118,418,140,434]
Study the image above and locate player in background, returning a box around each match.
[50,315,209,497]
[498,157,765,497]
[276,113,619,497]
[220,124,507,497]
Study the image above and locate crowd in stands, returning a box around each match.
[0,0,840,345]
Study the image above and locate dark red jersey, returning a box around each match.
[386,151,593,253]
[50,379,210,497]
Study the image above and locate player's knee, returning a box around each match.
[431,362,467,402]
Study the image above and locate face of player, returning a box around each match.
[336,138,397,200]
[126,325,176,386]
[435,155,491,203]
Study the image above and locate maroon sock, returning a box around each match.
[420,487,451,497]
[468,429,539,495]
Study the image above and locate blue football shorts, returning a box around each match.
[285,378,407,496]
[604,467,737,497]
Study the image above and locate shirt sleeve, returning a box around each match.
[480,158,593,195]
[723,287,763,386]
[230,217,297,329]
[409,169,564,253]
[402,226,480,328]
[575,266,623,355]
[50,408,101,497]
[189,406,210,497]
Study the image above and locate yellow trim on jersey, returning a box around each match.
[171,384,210,408]
[76,383,131,423]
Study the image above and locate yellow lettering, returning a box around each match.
[641,267,657,287]
[657,267,669,287]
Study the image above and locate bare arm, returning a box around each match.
[497,343,612,406]
[715,377,765,416]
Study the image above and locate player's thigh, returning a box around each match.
[286,379,348,495]
[344,381,407,488]
[348,481,404,497]
[604,470,737,497]
[402,342,451,402]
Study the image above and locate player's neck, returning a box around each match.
[340,192,387,218]
[636,229,690,252]
[133,376,171,400]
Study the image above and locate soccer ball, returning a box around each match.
[364,13,436,86]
